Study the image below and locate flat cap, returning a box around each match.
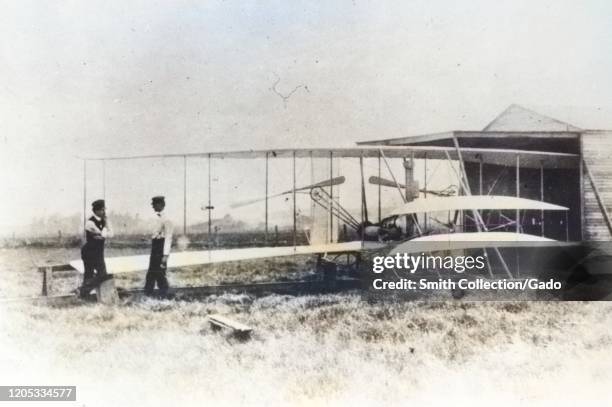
[151,196,165,204]
[92,199,105,211]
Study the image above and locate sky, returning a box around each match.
[1,0,612,233]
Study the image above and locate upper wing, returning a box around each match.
[69,241,385,274]
[82,146,578,169]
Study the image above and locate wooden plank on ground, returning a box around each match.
[208,314,253,337]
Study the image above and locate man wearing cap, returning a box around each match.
[80,199,113,297]
[145,196,173,296]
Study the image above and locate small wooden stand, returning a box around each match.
[96,277,119,305]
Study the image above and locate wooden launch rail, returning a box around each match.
[125,279,361,300]
[33,263,361,305]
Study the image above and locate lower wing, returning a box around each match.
[70,241,385,274]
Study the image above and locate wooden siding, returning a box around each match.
[582,131,612,240]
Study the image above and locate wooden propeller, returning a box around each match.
[229,176,346,209]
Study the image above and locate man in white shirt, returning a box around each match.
[79,199,113,297]
[145,196,173,297]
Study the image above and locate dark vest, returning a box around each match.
[84,216,106,252]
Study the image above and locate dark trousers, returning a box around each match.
[145,238,169,296]
[80,245,108,295]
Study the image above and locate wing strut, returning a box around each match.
[82,159,87,234]
[359,154,368,224]
[448,137,511,278]
[293,151,297,248]
[377,152,382,223]
[183,155,187,235]
[329,151,334,243]
[540,161,545,237]
[265,152,269,243]
[515,155,520,234]
[207,154,213,247]
[102,160,106,199]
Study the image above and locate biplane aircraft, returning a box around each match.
[39,143,592,301]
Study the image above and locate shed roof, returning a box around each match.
[357,104,587,146]
[483,104,582,132]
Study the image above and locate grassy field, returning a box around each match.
[1,247,611,406]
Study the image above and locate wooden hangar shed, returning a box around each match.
[358,104,612,242]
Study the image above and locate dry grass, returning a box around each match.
[1,248,611,406]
